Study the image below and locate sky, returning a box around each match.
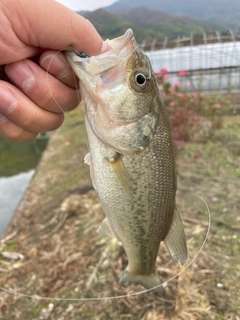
[56,0,117,12]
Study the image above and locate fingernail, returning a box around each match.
[41,54,69,79]
[0,85,17,113]
[6,61,34,91]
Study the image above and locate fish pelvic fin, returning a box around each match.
[164,207,188,265]
[119,269,163,295]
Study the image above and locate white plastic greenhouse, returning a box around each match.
[146,41,240,92]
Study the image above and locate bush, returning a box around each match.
[155,69,227,152]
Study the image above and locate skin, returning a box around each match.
[0,0,103,141]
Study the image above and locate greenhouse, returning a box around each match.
[147,41,240,92]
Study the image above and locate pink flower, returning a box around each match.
[155,72,163,78]
[178,70,187,77]
[160,68,168,74]
[177,93,183,98]
[173,81,180,87]
[169,102,175,107]
[192,93,198,99]
[164,75,169,81]
[214,103,221,109]
[186,82,191,88]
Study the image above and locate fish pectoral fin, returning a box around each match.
[97,218,115,238]
[84,152,91,166]
[120,269,163,295]
[164,208,188,265]
[84,152,97,189]
[106,154,133,200]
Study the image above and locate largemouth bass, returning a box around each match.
[65,29,187,294]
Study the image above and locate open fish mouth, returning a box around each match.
[65,29,142,100]
[65,29,136,76]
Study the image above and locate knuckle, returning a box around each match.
[22,109,39,130]
[7,129,25,141]
[51,113,64,130]
[14,131,38,142]
[64,93,81,111]
[23,110,64,132]
[40,89,57,111]
[22,106,64,132]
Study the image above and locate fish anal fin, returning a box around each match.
[120,269,163,295]
[164,208,188,265]
[97,218,115,238]
[106,154,133,200]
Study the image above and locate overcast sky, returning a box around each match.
[56,0,117,12]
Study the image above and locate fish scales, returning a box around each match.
[65,29,187,294]
[86,114,174,272]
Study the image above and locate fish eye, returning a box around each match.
[135,73,146,86]
[131,70,150,91]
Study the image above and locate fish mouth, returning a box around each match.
[88,28,136,75]
[65,29,137,86]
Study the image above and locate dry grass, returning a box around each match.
[0,107,239,319]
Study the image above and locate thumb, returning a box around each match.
[9,0,103,56]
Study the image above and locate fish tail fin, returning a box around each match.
[119,269,163,295]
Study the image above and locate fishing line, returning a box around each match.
[44,49,90,153]
[45,50,85,134]
[2,49,212,301]
[0,195,211,301]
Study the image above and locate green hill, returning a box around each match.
[79,8,226,43]
[80,9,164,42]
[106,0,240,29]
[118,7,225,39]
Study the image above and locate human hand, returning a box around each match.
[0,0,103,141]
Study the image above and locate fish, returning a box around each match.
[65,29,187,294]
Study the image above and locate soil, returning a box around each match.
[0,107,239,320]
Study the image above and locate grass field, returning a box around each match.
[0,134,49,177]
[0,106,239,319]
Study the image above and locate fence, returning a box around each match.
[143,31,240,112]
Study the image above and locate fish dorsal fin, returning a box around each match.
[106,154,133,200]
[164,208,188,265]
[97,218,115,238]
